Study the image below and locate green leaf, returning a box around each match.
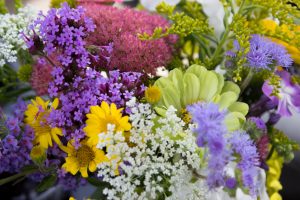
[0,0,7,14]
[86,177,107,187]
[90,187,107,199]
[0,166,38,186]
[87,177,110,199]
[36,175,57,193]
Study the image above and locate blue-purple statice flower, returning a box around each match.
[229,131,260,196]
[187,103,231,188]
[226,34,293,70]
[0,100,34,173]
[263,70,300,117]
[188,102,260,196]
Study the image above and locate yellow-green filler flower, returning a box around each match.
[153,64,249,130]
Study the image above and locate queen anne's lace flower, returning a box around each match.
[97,98,208,199]
[0,6,36,67]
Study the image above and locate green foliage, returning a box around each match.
[0,0,7,14]
[268,127,299,163]
[14,0,23,11]
[166,56,184,71]
[0,109,8,139]
[36,175,57,192]
[50,0,76,8]
[0,65,31,105]
[292,75,300,85]
[249,0,300,24]
[18,49,34,65]
[0,165,38,186]
[139,2,211,40]
[230,14,250,82]
[18,64,32,82]
[243,119,264,140]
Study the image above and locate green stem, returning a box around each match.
[267,145,275,160]
[0,168,37,186]
[210,0,246,67]
[240,69,253,93]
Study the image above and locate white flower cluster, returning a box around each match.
[97,98,208,200]
[0,6,36,67]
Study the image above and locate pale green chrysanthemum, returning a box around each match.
[154,64,249,131]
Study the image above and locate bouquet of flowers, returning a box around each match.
[1,0,300,199]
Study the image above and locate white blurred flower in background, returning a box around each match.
[196,0,225,37]
[140,0,180,11]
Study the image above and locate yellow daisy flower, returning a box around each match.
[25,97,63,149]
[30,145,46,164]
[145,85,161,104]
[62,139,108,178]
[84,101,131,145]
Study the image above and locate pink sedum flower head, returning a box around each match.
[263,70,300,117]
[79,2,177,75]
[30,58,53,96]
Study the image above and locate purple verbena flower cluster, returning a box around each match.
[188,103,260,196]
[27,3,96,68]
[226,34,293,70]
[48,69,145,149]
[0,100,34,173]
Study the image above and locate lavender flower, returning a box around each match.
[0,100,34,173]
[226,34,293,70]
[263,70,300,116]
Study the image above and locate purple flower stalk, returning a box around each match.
[0,100,34,173]
[263,70,300,116]
[47,69,145,146]
[26,3,96,68]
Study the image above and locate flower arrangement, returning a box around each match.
[0,0,300,200]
